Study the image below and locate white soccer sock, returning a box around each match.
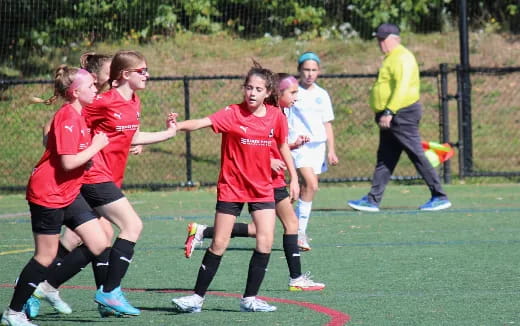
[296,199,312,234]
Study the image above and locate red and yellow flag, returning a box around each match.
[422,141,454,167]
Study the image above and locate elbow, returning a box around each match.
[61,163,76,172]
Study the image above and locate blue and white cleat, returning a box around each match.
[171,294,204,313]
[239,297,277,312]
[94,286,140,316]
[419,197,452,211]
[1,309,38,326]
[33,281,71,314]
[22,296,40,319]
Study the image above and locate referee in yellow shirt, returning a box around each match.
[348,23,451,212]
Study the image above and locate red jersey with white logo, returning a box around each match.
[27,104,92,208]
[83,88,141,187]
[270,135,287,188]
[209,102,288,202]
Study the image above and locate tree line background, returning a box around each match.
[1,0,518,77]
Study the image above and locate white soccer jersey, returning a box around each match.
[286,83,334,144]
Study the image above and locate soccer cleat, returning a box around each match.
[239,297,277,312]
[171,294,204,313]
[97,303,122,318]
[1,309,38,326]
[297,233,311,251]
[94,286,140,316]
[184,222,207,258]
[33,281,72,314]
[288,272,325,291]
[22,296,40,319]
[419,197,452,211]
[347,196,380,212]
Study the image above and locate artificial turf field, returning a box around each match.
[1,183,519,325]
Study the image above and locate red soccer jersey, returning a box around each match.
[83,88,141,187]
[270,140,287,188]
[209,102,288,202]
[26,104,92,208]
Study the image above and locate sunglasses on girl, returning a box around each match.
[126,67,148,76]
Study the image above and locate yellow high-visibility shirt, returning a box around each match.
[369,44,420,113]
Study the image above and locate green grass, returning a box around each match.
[1,184,520,325]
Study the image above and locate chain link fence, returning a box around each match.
[1,66,519,191]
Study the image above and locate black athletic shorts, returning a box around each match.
[216,201,275,216]
[81,182,125,209]
[274,186,290,204]
[30,194,97,235]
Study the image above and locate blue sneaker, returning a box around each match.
[347,196,379,212]
[94,286,140,316]
[23,296,41,319]
[419,197,452,211]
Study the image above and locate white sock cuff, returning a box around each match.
[297,199,313,218]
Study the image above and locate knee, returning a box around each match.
[282,219,298,234]
[60,231,82,250]
[308,181,319,194]
[33,255,55,268]
[89,244,107,256]
[103,225,115,243]
[302,181,319,195]
[255,234,274,253]
[123,218,143,241]
[210,237,229,256]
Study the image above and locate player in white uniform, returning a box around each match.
[287,52,339,250]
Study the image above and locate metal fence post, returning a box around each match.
[458,0,473,174]
[455,65,465,179]
[183,76,193,186]
[439,63,451,183]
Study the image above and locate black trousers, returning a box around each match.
[367,102,447,205]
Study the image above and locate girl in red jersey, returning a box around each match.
[172,64,299,313]
[184,74,325,292]
[1,66,109,326]
[82,50,176,317]
[23,53,118,319]
[28,50,178,318]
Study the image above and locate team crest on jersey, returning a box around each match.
[268,128,274,138]
[315,97,323,104]
[114,112,122,119]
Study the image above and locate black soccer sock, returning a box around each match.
[56,242,71,260]
[202,223,249,238]
[92,247,111,289]
[9,258,48,312]
[47,244,94,289]
[283,234,302,279]
[243,250,270,298]
[202,226,214,238]
[232,223,250,237]
[194,249,222,297]
[103,238,135,292]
